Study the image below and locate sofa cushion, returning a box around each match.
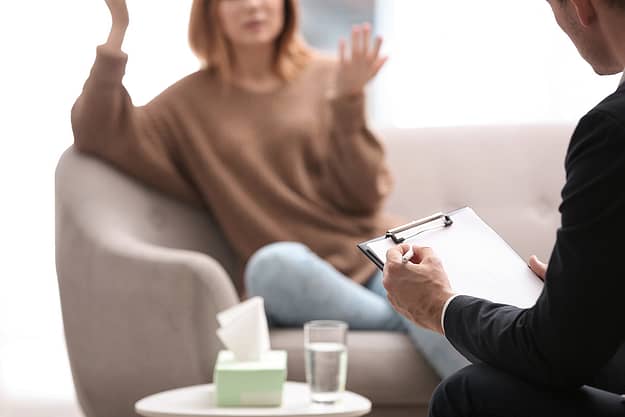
[270,329,440,406]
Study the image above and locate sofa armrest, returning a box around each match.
[55,147,239,417]
[57,221,238,417]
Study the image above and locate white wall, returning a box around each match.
[0,1,196,414]
[0,0,621,414]
[373,1,622,127]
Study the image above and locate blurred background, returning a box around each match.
[0,1,621,416]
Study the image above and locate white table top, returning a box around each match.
[135,382,372,417]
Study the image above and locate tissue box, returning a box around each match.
[214,350,287,407]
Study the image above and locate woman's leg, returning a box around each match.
[367,272,470,379]
[245,242,403,331]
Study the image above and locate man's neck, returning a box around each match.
[600,9,625,83]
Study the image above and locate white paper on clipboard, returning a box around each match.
[359,207,544,308]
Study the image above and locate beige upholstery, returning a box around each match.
[55,124,573,417]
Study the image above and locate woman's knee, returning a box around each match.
[244,241,311,296]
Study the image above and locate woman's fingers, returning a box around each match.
[362,23,371,58]
[349,24,384,70]
[370,36,383,61]
[351,25,361,60]
[346,23,382,62]
[336,23,386,96]
[371,56,388,78]
[104,0,129,29]
[338,38,346,65]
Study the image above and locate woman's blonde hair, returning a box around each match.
[189,0,311,81]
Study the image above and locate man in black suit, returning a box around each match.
[382,1,625,415]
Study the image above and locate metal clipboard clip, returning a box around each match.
[385,212,453,244]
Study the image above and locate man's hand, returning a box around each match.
[335,23,388,97]
[383,244,456,334]
[529,255,548,281]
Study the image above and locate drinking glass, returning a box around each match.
[304,320,348,403]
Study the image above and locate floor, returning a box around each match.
[0,334,83,417]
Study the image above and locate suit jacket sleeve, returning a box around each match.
[443,109,625,389]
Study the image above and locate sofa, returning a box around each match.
[55,125,573,417]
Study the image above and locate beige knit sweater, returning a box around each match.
[72,45,395,285]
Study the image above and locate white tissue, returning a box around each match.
[216,297,271,362]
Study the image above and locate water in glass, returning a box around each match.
[305,342,347,403]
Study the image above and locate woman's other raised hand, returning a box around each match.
[335,23,388,97]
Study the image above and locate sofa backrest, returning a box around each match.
[380,125,574,263]
[59,123,574,282]
[56,148,240,281]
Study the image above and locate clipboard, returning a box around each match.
[358,207,544,308]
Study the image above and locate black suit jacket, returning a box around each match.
[444,82,625,393]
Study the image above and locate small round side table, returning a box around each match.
[135,382,372,417]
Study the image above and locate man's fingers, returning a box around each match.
[399,243,412,254]
[387,245,439,270]
[529,255,547,272]
[387,293,407,314]
[385,245,404,264]
[412,246,436,263]
[385,243,413,264]
[387,293,397,307]
[529,255,547,280]
[388,296,407,317]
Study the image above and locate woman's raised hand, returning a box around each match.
[335,23,388,98]
[104,0,129,49]
[105,0,129,29]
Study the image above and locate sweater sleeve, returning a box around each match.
[321,92,393,215]
[71,45,202,206]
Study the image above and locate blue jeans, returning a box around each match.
[244,242,470,379]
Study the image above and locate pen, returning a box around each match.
[402,246,414,264]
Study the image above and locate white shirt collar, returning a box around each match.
[620,71,625,86]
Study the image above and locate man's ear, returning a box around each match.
[569,0,597,27]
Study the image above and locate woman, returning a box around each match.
[72,0,468,378]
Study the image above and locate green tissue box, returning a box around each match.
[214,350,287,407]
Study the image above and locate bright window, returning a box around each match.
[372,1,622,127]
